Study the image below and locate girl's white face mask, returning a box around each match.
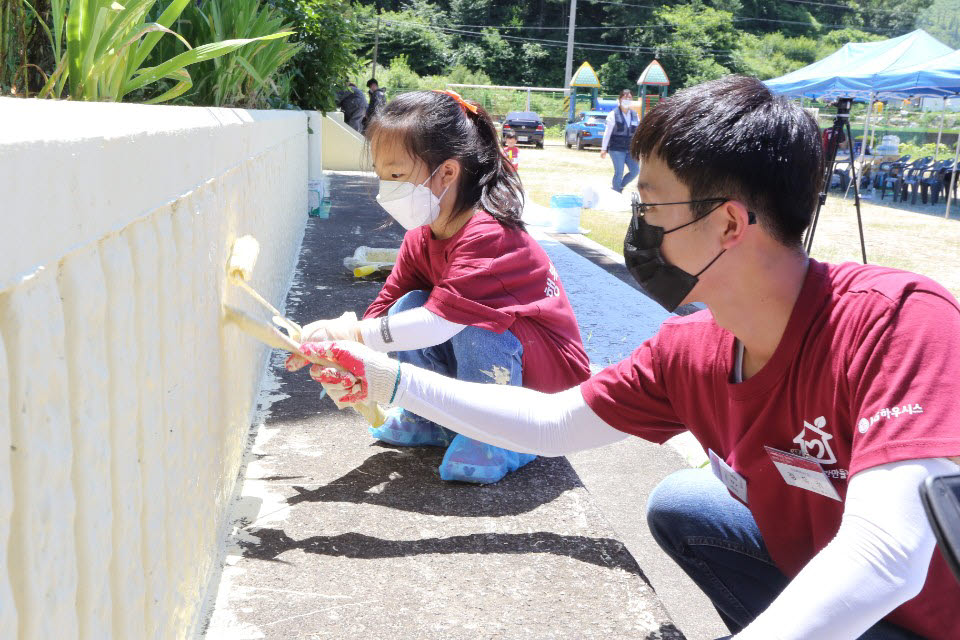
[621,99,633,109]
[376,165,451,230]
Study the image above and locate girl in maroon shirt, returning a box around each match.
[300,90,590,484]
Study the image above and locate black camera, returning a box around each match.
[835,97,854,115]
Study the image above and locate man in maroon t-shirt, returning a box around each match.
[291,76,960,639]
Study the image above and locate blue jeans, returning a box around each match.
[369,290,536,484]
[646,469,922,639]
[609,149,639,193]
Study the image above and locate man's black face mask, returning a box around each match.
[623,193,756,312]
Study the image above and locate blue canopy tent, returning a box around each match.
[765,29,952,98]
[766,30,958,216]
[859,50,960,217]
[860,49,960,97]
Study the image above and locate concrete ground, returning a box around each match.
[202,172,728,640]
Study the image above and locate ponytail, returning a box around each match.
[365,91,526,230]
[462,100,526,229]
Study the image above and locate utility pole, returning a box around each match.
[372,1,381,79]
[564,0,577,94]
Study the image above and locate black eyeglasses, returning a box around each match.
[630,193,757,226]
[630,192,729,219]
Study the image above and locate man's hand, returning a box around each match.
[285,341,400,407]
[600,150,607,159]
[300,311,362,343]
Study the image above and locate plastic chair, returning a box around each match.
[901,157,933,204]
[873,155,909,189]
[878,155,911,200]
[926,160,958,205]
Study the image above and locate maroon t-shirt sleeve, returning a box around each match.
[423,229,516,332]
[580,335,687,444]
[847,290,960,476]
[363,232,431,320]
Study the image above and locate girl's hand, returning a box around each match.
[285,341,400,407]
[300,311,362,343]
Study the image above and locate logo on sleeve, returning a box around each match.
[544,262,561,298]
[791,416,837,466]
[857,404,924,434]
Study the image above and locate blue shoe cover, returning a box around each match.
[438,434,537,484]
[369,408,455,447]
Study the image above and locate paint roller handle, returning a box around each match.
[354,402,387,427]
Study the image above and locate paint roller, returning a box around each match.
[223,235,386,427]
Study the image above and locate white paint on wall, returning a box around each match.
[58,246,113,640]
[0,332,15,639]
[99,233,148,640]
[0,267,79,640]
[0,98,308,638]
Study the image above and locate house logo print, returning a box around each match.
[792,416,837,466]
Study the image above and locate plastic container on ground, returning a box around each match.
[549,194,582,233]
[308,179,331,218]
[876,135,901,156]
[343,246,400,273]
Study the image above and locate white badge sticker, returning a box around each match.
[764,447,841,501]
[708,448,749,504]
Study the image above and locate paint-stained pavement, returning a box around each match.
[202,172,727,639]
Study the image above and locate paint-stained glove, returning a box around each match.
[285,341,400,407]
[300,311,362,343]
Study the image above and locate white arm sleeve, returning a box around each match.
[601,110,616,152]
[359,307,465,353]
[735,456,960,640]
[393,365,628,456]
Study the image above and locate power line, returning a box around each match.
[363,17,742,60]
[778,0,906,15]
[581,0,907,29]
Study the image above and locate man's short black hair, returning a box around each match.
[367,78,379,88]
[631,75,823,246]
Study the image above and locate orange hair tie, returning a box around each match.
[434,89,479,115]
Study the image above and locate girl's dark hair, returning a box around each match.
[631,75,823,246]
[365,91,525,230]
[619,89,633,99]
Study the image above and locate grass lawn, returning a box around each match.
[517,144,960,299]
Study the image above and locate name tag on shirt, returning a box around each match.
[708,449,749,504]
[764,447,841,501]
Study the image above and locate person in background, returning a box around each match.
[336,81,367,133]
[293,89,591,485]
[600,89,641,194]
[290,76,960,639]
[364,78,387,129]
[503,131,520,170]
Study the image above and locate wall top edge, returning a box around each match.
[0,98,306,146]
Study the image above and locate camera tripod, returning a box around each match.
[804,99,868,264]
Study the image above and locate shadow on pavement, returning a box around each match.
[285,446,581,518]
[240,527,648,579]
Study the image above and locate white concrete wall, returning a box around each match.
[322,111,371,171]
[0,98,308,639]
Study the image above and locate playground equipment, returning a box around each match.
[567,61,603,122]
[637,59,670,118]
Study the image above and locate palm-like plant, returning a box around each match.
[149,0,303,108]
[36,0,292,104]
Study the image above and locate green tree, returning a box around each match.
[916,0,960,47]
[636,2,738,89]
[736,32,819,79]
[357,2,452,76]
[272,0,361,111]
